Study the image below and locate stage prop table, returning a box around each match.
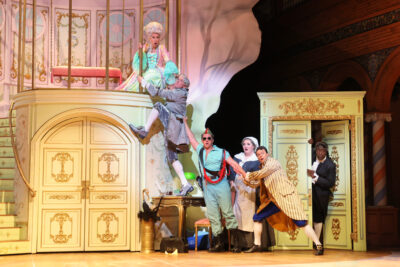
[152,196,205,238]
[51,66,122,84]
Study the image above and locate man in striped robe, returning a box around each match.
[242,146,324,255]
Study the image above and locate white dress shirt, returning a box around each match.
[311,156,326,184]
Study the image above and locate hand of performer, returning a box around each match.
[230,180,236,191]
[137,76,143,84]
[139,42,149,52]
[307,169,316,178]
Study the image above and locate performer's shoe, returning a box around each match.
[244,244,263,253]
[230,229,241,253]
[314,244,324,256]
[208,234,225,252]
[176,184,194,196]
[129,124,148,139]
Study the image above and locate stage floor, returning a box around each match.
[0,250,399,267]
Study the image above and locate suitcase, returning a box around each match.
[160,236,189,253]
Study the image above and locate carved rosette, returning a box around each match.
[331,218,341,240]
[330,146,340,192]
[279,99,344,115]
[98,153,120,183]
[97,213,119,243]
[50,213,73,244]
[51,152,74,182]
[285,145,299,187]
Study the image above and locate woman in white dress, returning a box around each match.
[228,137,275,252]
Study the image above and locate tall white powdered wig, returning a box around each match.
[144,21,164,39]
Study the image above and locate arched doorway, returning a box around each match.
[31,110,139,252]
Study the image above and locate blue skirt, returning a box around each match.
[253,202,307,227]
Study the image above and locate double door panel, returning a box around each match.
[271,120,352,250]
[272,121,312,250]
[37,117,131,252]
[321,121,352,250]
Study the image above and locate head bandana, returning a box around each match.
[201,128,214,139]
[242,136,259,150]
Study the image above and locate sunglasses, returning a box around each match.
[202,137,212,141]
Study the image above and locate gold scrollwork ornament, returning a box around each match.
[330,146,340,192]
[286,145,299,187]
[97,213,119,243]
[98,153,120,183]
[50,213,72,244]
[288,229,299,241]
[51,152,74,182]
[279,98,344,115]
[331,218,341,240]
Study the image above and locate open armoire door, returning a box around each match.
[321,120,352,250]
[272,120,312,250]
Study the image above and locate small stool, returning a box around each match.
[194,218,230,251]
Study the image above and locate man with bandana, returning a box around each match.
[183,118,246,252]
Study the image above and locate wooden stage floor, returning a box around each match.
[0,249,399,267]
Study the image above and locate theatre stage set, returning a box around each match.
[0,0,398,266]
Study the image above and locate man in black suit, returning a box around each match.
[307,141,336,255]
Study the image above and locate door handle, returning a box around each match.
[80,181,93,199]
[85,181,94,199]
[80,181,86,199]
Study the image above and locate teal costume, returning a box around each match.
[116,44,178,92]
[196,144,238,236]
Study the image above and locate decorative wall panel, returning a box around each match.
[11,3,49,85]
[96,10,135,86]
[14,105,29,222]
[54,8,90,86]
[0,1,5,81]
[90,121,126,145]
[43,149,82,186]
[41,209,82,249]
[91,150,127,186]
[87,209,127,247]
[45,121,84,145]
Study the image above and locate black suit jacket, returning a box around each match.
[312,157,336,209]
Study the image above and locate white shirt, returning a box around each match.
[232,152,258,232]
[311,156,326,184]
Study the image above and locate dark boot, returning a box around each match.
[244,244,263,253]
[208,233,225,252]
[230,229,241,253]
[314,244,324,256]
